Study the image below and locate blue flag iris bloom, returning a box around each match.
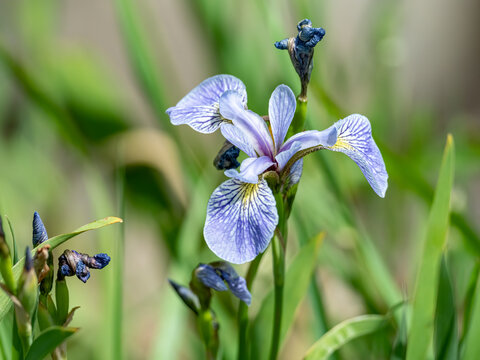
[167,75,388,264]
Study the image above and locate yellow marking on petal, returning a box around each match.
[329,137,355,151]
[242,183,259,205]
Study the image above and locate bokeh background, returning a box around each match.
[0,0,479,359]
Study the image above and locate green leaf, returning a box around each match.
[303,314,387,360]
[390,302,408,360]
[433,255,458,360]
[462,271,480,360]
[250,233,324,359]
[406,135,455,360]
[5,217,18,265]
[0,216,122,321]
[24,326,77,360]
[113,0,168,123]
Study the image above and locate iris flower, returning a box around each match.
[167,75,387,264]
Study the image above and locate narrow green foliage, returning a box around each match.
[0,216,16,294]
[113,0,168,122]
[55,279,69,325]
[37,302,55,331]
[24,326,77,360]
[112,167,125,360]
[5,217,18,265]
[312,151,402,319]
[406,135,455,360]
[251,233,324,360]
[433,255,458,360]
[462,272,480,360]
[0,217,122,321]
[390,302,408,360]
[460,264,479,347]
[303,315,388,360]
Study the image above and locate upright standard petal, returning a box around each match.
[268,85,296,152]
[326,114,388,197]
[166,75,247,134]
[225,156,275,184]
[219,91,274,157]
[204,178,278,264]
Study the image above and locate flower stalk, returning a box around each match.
[268,192,288,360]
[237,253,263,360]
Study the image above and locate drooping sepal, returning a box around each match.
[204,178,278,264]
[326,114,388,197]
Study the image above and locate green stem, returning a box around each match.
[237,253,263,360]
[269,229,286,360]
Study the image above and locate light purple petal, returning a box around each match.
[281,128,338,153]
[326,114,388,197]
[275,141,301,170]
[195,264,228,291]
[204,178,278,264]
[219,91,274,157]
[224,156,275,184]
[166,105,222,133]
[269,85,296,152]
[176,74,247,108]
[276,128,337,169]
[166,75,247,134]
[220,124,256,157]
[287,159,304,188]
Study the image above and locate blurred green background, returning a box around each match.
[0,0,479,359]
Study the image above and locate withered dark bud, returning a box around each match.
[58,250,110,283]
[213,140,240,170]
[275,19,325,100]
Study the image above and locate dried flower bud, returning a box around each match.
[275,18,325,100]
[57,250,111,283]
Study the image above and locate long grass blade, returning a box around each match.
[462,268,480,360]
[406,135,455,360]
[303,315,387,360]
[433,255,458,360]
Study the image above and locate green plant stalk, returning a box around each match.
[269,193,287,360]
[237,253,263,360]
[197,309,218,360]
[287,98,308,139]
[0,253,16,295]
[13,303,33,356]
